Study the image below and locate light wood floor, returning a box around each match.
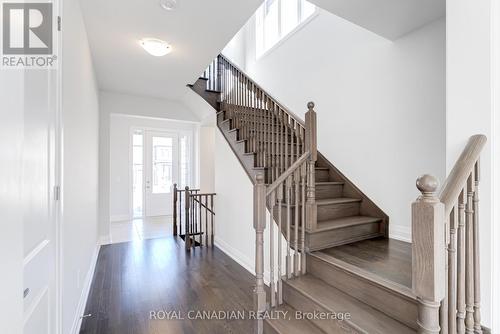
[80,236,256,334]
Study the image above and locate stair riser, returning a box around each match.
[283,281,360,333]
[306,223,382,251]
[316,184,343,199]
[307,255,418,329]
[318,202,360,221]
[315,169,329,182]
[276,201,361,227]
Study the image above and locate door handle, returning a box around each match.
[23,288,30,299]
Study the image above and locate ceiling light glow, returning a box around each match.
[160,0,177,11]
[139,38,172,57]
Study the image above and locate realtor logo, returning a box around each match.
[1,1,57,68]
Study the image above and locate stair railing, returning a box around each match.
[254,103,317,334]
[211,54,307,184]
[202,55,318,333]
[412,134,486,334]
[173,184,216,251]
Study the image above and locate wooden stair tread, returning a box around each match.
[263,304,323,334]
[316,198,361,205]
[309,251,415,300]
[319,237,412,288]
[315,181,343,185]
[285,275,415,334]
[279,197,360,208]
[314,216,382,232]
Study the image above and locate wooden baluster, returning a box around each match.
[253,173,266,334]
[473,161,482,334]
[277,183,284,304]
[290,120,295,171]
[211,194,214,246]
[179,189,183,236]
[269,191,276,307]
[185,186,191,250]
[173,184,178,236]
[280,109,284,175]
[449,206,458,334]
[412,175,445,334]
[199,195,202,246]
[294,169,300,276]
[457,189,466,333]
[252,83,256,154]
[442,223,449,334]
[465,173,475,334]
[301,163,307,274]
[263,94,268,171]
[286,175,292,278]
[305,102,317,231]
[205,195,209,246]
[283,113,293,170]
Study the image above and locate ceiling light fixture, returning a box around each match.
[139,38,172,56]
[160,0,177,11]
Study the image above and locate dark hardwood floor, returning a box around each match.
[80,237,256,334]
[319,236,412,288]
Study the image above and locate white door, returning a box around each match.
[144,131,178,216]
[22,67,58,333]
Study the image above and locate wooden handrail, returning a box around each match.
[266,151,310,196]
[439,134,487,215]
[219,54,306,129]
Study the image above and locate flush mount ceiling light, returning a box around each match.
[139,38,172,56]
[160,0,177,11]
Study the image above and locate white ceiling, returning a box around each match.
[80,0,261,101]
[308,0,445,40]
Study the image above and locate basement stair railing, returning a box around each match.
[172,184,216,251]
[203,54,318,333]
[412,134,487,334]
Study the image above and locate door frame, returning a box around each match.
[128,126,195,220]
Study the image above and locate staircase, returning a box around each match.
[189,55,487,334]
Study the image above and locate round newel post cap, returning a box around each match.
[416,174,439,198]
[307,101,315,110]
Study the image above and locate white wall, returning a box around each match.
[225,9,446,242]
[200,127,216,192]
[0,71,24,334]
[446,0,494,328]
[62,0,100,332]
[107,114,198,221]
[214,131,255,272]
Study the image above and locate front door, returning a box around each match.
[144,131,178,217]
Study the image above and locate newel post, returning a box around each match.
[253,173,267,334]
[185,186,191,251]
[305,102,317,231]
[173,183,178,236]
[412,175,446,334]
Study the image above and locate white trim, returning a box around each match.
[389,224,411,243]
[214,237,255,275]
[70,244,101,334]
[491,0,500,331]
[110,214,131,222]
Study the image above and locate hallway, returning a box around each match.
[80,236,256,334]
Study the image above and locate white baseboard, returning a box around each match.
[389,224,411,243]
[70,243,101,334]
[110,214,130,222]
[214,237,255,275]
